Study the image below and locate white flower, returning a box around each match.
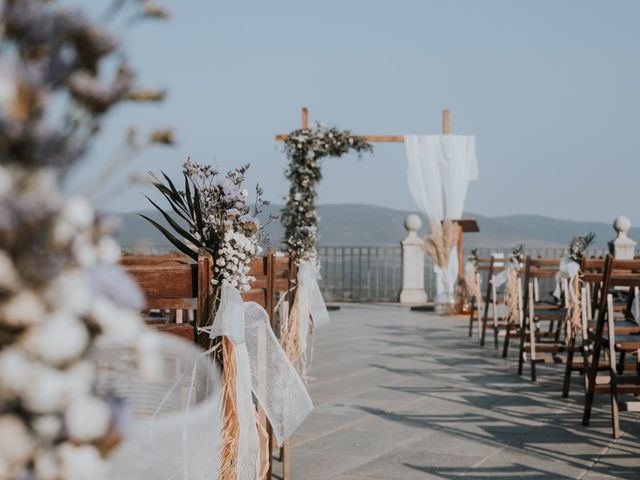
[23,361,94,414]
[73,238,97,267]
[44,270,92,315]
[60,197,94,230]
[21,312,89,365]
[65,396,111,441]
[23,366,72,413]
[57,443,107,480]
[90,297,143,343]
[0,415,34,467]
[34,451,60,480]
[95,236,121,263]
[0,347,35,396]
[0,250,18,292]
[33,415,63,442]
[0,290,45,327]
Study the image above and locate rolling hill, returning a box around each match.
[112,204,630,252]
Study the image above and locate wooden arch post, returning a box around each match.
[275,107,478,311]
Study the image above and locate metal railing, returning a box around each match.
[317,246,627,303]
[121,244,633,303]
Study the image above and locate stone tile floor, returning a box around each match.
[274,304,640,479]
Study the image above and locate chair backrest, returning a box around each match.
[522,256,561,304]
[122,249,296,345]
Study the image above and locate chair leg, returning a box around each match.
[529,320,537,382]
[468,300,475,337]
[617,351,626,375]
[562,338,575,398]
[493,323,499,349]
[480,315,488,347]
[502,324,511,358]
[611,381,621,439]
[517,324,526,375]
[282,441,291,480]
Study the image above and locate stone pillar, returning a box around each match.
[609,216,636,260]
[400,214,428,304]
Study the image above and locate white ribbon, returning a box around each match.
[210,283,314,478]
[493,261,517,289]
[553,256,580,301]
[297,261,330,353]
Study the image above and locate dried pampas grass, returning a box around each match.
[566,275,583,341]
[220,337,239,480]
[425,220,459,269]
[465,264,482,306]
[426,220,459,294]
[505,269,520,324]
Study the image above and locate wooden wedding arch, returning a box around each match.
[275,107,479,292]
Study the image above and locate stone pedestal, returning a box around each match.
[400,214,428,304]
[609,216,636,260]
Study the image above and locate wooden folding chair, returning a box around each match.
[561,258,607,397]
[516,257,569,381]
[478,256,517,348]
[124,249,297,478]
[467,257,488,338]
[582,256,640,439]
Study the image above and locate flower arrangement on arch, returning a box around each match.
[282,124,373,265]
[143,158,272,290]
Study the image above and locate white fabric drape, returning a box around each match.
[210,283,313,478]
[296,261,330,354]
[404,135,478,295]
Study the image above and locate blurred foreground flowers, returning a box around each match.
[0,1,169,478]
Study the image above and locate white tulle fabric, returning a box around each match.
[553,257,580,300]
[404,134,478,295]
[297,261,330,353]
[93,333,222,480]
[210,283,313,477]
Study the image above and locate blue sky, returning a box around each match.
[70,0,640,225]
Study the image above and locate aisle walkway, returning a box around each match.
[284,304,640,479]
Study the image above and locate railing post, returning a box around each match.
[609,216,636,260]
[400,214,428,304]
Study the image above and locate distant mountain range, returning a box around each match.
[113,203,631,251]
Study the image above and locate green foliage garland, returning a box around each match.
[282,124,372,264]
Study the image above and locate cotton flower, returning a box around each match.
[32,415,63,442]
[21,312,89,365]
[44,270,92,315]
[34,451,60,480]
[89,297,143,342]
[65,396,111,441]
[20,361,94,414]
[0,290,45,327]
[23,366,73,413]
[0,415,35,468]
[58,443,107,480]
[0,348,36,397]
[95,236,121,263]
